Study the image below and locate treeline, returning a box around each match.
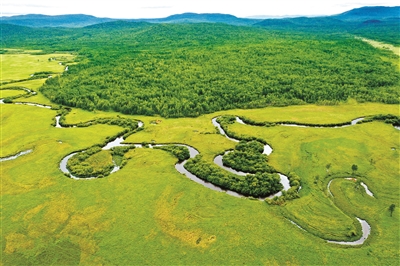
[238,115,351,128]
[366,114,400,126]
[185,155,283,197]
[238,113,400,128]
[216,115,268,143]
[154,145,190,162]
[54,107,139,132]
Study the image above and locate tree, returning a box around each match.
[389,204,395,217]
[351,164,358,173]
[326,163,331,172]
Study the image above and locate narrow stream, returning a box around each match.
[325,178,372,245]
[55,116,62,128]
[279,117,365,128]
[361,182,374,197]
[14,102,52,109]
[211,117,239,143]
[212,116,290,196]
[329,178,375,198]
[327,218,371,245]
[0,149,33,162]
[213,151,247,176]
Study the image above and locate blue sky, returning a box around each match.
[1,0,399,18]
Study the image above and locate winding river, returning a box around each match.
[211,117,290,197]
[3,91,396,245]
[58,115,290,200]
[328,178,374,198]
[214,115,373,244]
[325,178,372,245]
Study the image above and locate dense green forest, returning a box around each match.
[2,13,399,118]
[38,27,399,117]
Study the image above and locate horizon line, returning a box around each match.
[1,5,398,20]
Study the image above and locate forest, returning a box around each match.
[40,33,398,117]
[1,21,399,118]
[42,35,399,117]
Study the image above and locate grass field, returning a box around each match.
[1,50,399,265]
[358,37,400,56]
[0,89,27,99]
[1,50,73,82]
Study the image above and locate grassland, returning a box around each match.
[0,50,73,82]
[1,50,399,265]
[358,37,400,57]
[0,89,27,99]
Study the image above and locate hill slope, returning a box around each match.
[255,6,400,44]
[2,6,398,28]
[1,12,260,27]
[0,14,114,27]
[332,6,400,21]
[133,13,260,26]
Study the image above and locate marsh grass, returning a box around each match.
[0,50,73,81]
[2,49,399,265]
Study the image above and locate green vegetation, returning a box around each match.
[40,36,399,117]
[154,145,190,162]
[185,155,282,197]
[111,146,133,167]
[0,88,28,98]
[389,204,396,217]
[67,147,114,177]
[223,140,274,174]
[0,50,73,82]
[2,21,398,118]
[1,34,399,265]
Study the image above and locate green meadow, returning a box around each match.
[1,50,399,265]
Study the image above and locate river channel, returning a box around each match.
[2,94,392,245]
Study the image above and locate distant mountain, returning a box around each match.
[332,6,400,21]
[1,12,260,28]
[256,17,345,29]
[0,14,114,27]
[254,6,399,45]
[1,6,398,29]
[134,13,261,26]
[83,21,151,30]
[255,6,399,30]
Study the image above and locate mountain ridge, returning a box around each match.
[1,6,398,28]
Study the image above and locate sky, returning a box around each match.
[1,0,399,18]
